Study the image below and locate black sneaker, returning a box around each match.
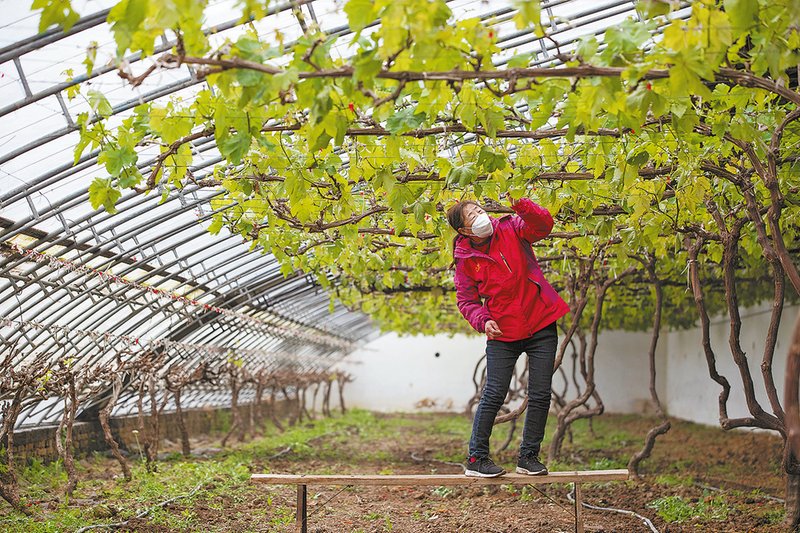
[465,456,505,478]
[516,454,547,475]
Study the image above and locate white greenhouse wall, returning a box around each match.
[664,303,796,427]
[591,329,666,415]
[340,332,487,413]
[340,303,797,429]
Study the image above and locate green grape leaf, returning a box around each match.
[344,0,377,31]
[477,108,504,139]
[221,131,252,164]
[447,164,478,187]
[311,131,333,152]
[477,146,507,173]
[87,89,113,117]
[237,68,266,87]
[626,85,667,122]
[33,0,80,33]
[88,178,121,214]
[385,108,426,135]
[117,166,142,189]
[723,0,758,39]
[208,215,224,235]
[107,0,148,57]
[511,0,540,30]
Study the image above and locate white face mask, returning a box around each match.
[469,213,493,238]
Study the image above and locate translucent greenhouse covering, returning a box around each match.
[0,0,693,428]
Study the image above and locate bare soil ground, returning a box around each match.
[3,411,789,532]
[240,414,786,533]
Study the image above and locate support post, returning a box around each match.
[296,484,307,533]
[574,482,583,533]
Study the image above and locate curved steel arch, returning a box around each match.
[0,0,668,428]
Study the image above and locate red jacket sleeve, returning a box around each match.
[454,259,492,334]
[510,198,554,244]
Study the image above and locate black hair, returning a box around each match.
[446,200,480,264]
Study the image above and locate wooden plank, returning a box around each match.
[296,484,307,533]
[574,482,583,533]
[250,469,629,487]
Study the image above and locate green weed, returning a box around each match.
[757,506,785,525]
[431,450,464,463]
[22,458,66,488]
[216,411,232,434]
[665,458,694,473]
[654,474,694,486]
[431,486,454,498]
[270,504,294,526]
[647,491,730,522]
[241,409,416,463]
[547,459,573,473]
[769,457,782,476]
[0,508,96,533]
[429,415,470,438]
[590,457,626,470]
[148,505,201,529]
[411,508,437,520]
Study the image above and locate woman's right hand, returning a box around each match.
[484,320,503,339]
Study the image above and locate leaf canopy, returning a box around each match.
[40,0,800,335]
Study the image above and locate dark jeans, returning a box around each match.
[469,322,558,458]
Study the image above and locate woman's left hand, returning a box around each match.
[485,320,503,339]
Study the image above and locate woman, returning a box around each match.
[448,195,569,477]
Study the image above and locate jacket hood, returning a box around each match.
[453,215,509,259]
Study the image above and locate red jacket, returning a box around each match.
[453,199,569,341]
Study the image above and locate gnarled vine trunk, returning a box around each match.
[336,372,353,415]
[783,310,800,529]
[173,388,190,457]
[322,379,332,418]
[99,375,131,480]
[59,376,79,497]
[465,354,487,417]
[221,369,241,447]
[269,385,285,432]
[0,387,30,515]
[311,381,321,417]
[627,255,670,478]
[548,263,636,465]
[136,378,157,472]
[686,192,797,525]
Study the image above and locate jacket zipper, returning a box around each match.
[499,251,513,273]
[531,278,552,304]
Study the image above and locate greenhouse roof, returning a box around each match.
[0,0,690,426]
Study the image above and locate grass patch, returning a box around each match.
[589,457,627,470]
[1,411,786,533]
[4,409,457,532]
[241,408,425,463]
[431,486,454,498]
[428,415,471,439]
[655,474,695,486]
[647,491,731,523]
[22,458,67,487]
[756,506,785,525]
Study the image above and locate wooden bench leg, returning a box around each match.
[297,484,307,533]
[574,482,583,533]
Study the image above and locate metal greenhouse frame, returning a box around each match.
[0,0,679,427]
